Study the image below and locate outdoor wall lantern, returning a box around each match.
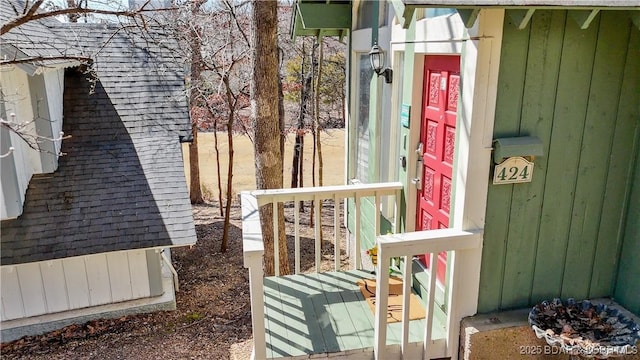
[369,44,393,84]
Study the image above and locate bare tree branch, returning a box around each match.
[1,1,177,35]
[1,118,70,155]
[0,55,92,66]
[223,0,250,47]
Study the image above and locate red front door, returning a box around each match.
[416,55,460,284]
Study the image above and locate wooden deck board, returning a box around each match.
[303,273,346,352]
[264,278,306,357]
[270,281,313,357]
[275,275,327,354]
[264,270,445,359]
[263,278,276,359]
[299,273,343,353]
[330,270,402,345]
[314,272,364,351]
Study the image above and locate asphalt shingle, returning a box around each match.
[1,19,196,265]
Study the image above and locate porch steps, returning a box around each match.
[263,270,446,359]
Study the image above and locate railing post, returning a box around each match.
[294,200,300,274]
[445,250,458,358]
[394,188,402,234]
[241,192,267,360]
[314,195,321,273]
[354,195,361,270]
[401,255,412,357]
[334,194,340,271]
[374,192,381,237]
[374,243,390,360]
[424,252,438,359]
[272,201,279,276]
[248,258,266,360]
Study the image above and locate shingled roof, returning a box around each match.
[0,1,83,74]
[1,22,196,265]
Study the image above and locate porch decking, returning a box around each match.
[263,270,446,359]
[242,185,483,359]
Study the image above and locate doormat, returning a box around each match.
[357,277,426,323]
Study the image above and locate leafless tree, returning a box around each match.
[187,0,206,205]
[252,0,289,276]
[310,38,324,235]
[203,0,251,252]
[173,0,252,251]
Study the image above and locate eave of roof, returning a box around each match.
[402,0,640,8]
[395,0,639,28]
[0,1,84,68]
[290,0,351,40]
[0,43,81,75]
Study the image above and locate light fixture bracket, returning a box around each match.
[379,68,393,84]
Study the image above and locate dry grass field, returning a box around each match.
[182,129,346,197]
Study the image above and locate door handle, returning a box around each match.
[412,142,423,188]
[412,159,423,188]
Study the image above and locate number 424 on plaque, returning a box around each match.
[493,156,534,185]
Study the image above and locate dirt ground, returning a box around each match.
[1,200,350,359]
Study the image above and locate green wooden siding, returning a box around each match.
[615,143,640,315]
[613,27,640,316]
[346,197,393,253]
[346,10,418,248]
[478,10,640,314]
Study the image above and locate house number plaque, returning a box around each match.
[493,156,534,184]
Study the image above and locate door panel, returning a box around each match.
[416,55,460,284]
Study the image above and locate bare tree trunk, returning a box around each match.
[291,43,304,189]
[315,39,324,190]
[213,121,224,216]
[252,0,289,276]
[291,134,302,188]
[312,39,324,240]
[292,42,312,212]
[221,75,234,253]
[309,42,317,227]
[188,125,204,204]
[298,135,304,190]
[188,0,205,205]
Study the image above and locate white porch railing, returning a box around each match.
[374,229,482,360]
[240,182,483,360]
[246,182,404,275]
[241,182,402,360]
